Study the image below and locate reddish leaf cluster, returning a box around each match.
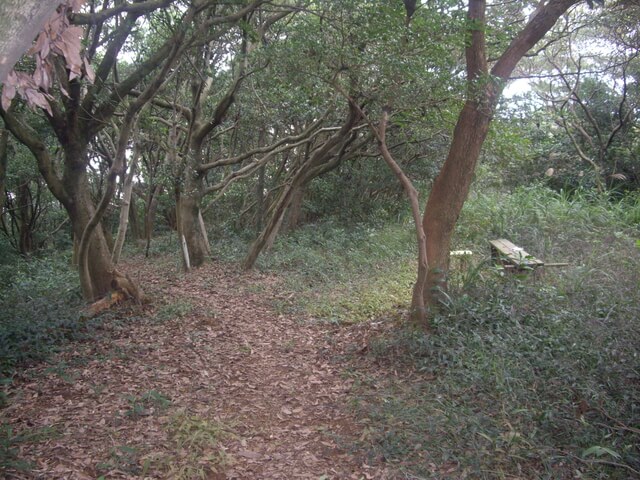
[1,0,94,114]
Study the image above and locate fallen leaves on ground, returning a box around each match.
[1,255,393,479]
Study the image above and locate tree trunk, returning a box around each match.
[68,174,116,300]
[285,185,306,232]
[244,105,361,269]
[420,0,580,308]
[16,179,34,255]
[198,209,212,257]
[422,102,491,304]
[255,164,265,233]
[0,1,59,83]
[128,192,142,240]
[376,110,429,329]
[145,184,161,257]
[0,128,8,203]
[111,151,138,264]
[177,187,208,269]
[243,182,294,269]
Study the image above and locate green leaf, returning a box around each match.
[581,445,621,460]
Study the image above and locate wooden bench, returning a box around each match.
[490,239,544,270]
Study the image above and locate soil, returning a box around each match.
[1,256,393,479]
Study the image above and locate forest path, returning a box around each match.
[3,256,390,479]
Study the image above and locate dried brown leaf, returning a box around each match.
[83,57,95,83]
[1,83,16,111]
[59,27,83,80]
[28,32,47,56]
[24,88,52,116]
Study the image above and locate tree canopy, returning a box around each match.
[0,0,637,316]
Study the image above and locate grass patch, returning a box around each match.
[0,423,57,472]
[236,221,418,323]
[357,281,640,478]
[0,252,84,378]
[155,300,194,322]
[125,390,171,419]
[96,445,144,477]
[161,411,234,479]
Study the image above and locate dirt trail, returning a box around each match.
[2,258,390,479]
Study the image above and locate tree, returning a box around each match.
[418,0,588,323]
[1,0,269,299]
[532,3,639,190]
[240,0,462,268]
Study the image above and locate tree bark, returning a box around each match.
[67,169,117,299]
[0,128,8,203]
[16,178,35,255]
[377,110,429,329]
[111,148,139,264]
[422,102,492,303]
[144,184,161,256]
[421,0,580,307]
[284,185,306,232]
[177,182,209,269]
[255,164,266,233]
[128,193,142,240]
[0,1,59,83]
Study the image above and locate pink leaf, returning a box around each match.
[47,13,64,37]
[60,26,83,79]
[41,36,51,59]
[1,85,16,111]
[69,0,86,12]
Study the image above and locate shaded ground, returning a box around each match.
[1,256,391,479]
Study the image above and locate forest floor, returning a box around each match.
[2,254,397,479]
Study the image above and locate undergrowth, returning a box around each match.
[0,252,84,379]
[217,221,418,323]
[255,184,639,479]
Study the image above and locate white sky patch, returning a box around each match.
[503,78,531,98]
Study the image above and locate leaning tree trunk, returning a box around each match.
[111,150,138,265]
[422,102,491,304]
[420,0,580,310]
[16,179,35,255]
[284,185,306,232]
[128,193,142,241]
[243,179,299,270]
[0,128,8,203]
[144,184,162,257]
[244,106,360,270]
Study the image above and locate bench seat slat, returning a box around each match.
[490,238,544,268]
